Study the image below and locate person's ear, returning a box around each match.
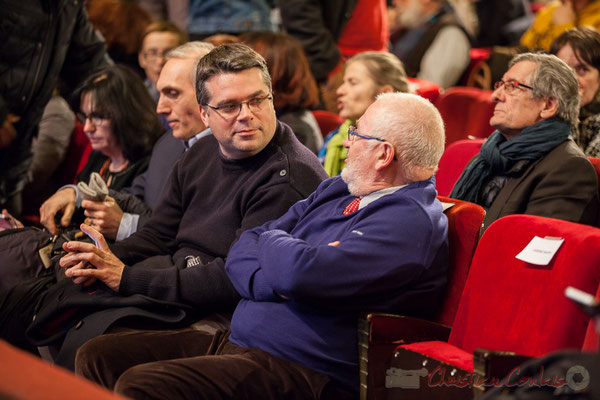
[540,97,559,119]
[379,84,395,95]
[199,105,210,127]
[138,52,147,70]
[375,142,396,170]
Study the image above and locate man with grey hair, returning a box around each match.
[451,52,599,233]
[75,92,449,399]
[39,41,215,241]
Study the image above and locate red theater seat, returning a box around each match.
[359,197,485,400]
[435,139,485,196]
[0,339,126,399]
[388,215,600,399]
[311,110,344,138]
[434,87,496,147]
[407,77,442,104]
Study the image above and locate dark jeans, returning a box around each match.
[76,328,356,400]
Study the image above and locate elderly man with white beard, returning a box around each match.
[391,0,471,88]
[78,92,449,400]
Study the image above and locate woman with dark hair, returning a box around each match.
[241,31,323,154]
[551,27,600,157]
[71,65,162,189]
[0,65,162,289]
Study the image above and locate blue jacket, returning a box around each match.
[226,176,449,391]
[187,0,274,35]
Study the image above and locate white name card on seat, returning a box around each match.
[515,236,564,265]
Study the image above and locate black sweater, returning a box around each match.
[112,122,328,311]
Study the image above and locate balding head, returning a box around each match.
[342,92,445,196]
[156,41,214,140]
[372,92,445,182]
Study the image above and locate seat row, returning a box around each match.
[360,199,600,399]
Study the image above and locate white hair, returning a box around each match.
[371,92,445,181]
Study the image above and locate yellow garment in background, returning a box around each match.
[521,0,600,51]
[323,120,352,177]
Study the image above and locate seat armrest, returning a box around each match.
[473,348,533,391]
[358,313,451,400]
[361,313,451,345]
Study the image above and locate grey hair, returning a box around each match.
[164,42,215,85]
[195,43,272,106]
[509,52,580,129]
[166,41,215,61]
[370,92,445,182]
[346,51,410,93]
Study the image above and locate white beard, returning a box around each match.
[341,151,372,197]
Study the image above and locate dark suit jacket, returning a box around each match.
[483,140,599,233]
[110,132,186,230]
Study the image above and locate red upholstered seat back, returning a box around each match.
[311,110,344,138]
[407,77,442,104]
[436,196,485,327]
[57,120,92,185]
[434,87,496,147]
[435,139,485,196]
[449,215,600,357]
[582,284,600,352]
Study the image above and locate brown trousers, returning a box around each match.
[75,328,356,400]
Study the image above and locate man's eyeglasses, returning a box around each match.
[204,95,273,120]
[143,48,173,62]
[347,126,386,143]
[493,79,535,94]
[76,111,108,126]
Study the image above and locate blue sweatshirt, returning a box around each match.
[225,176,449,392]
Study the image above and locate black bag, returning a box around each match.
[0,227,55,291]
[0,226,93,291]
[26,278,193,370]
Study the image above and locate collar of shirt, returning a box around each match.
[358,185,407,210]
[184,128,212,150]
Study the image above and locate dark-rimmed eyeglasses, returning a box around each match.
[493,79,535,93]
[347,126,386,143]
[143,48,173,62]
[204,95,273,120]
[76,111,108,126]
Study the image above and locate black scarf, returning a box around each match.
[450,118,570,204]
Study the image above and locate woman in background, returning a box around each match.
[241,31,323,154]
[0,65,162,290]
[551,27,600,157]
[522,0,600,51]
[319,51,409,176]
[70,65,162,192]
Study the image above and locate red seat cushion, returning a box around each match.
[400,341,474,372]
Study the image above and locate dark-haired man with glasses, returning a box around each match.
[0,43,327,370]
[451,52,599,233]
